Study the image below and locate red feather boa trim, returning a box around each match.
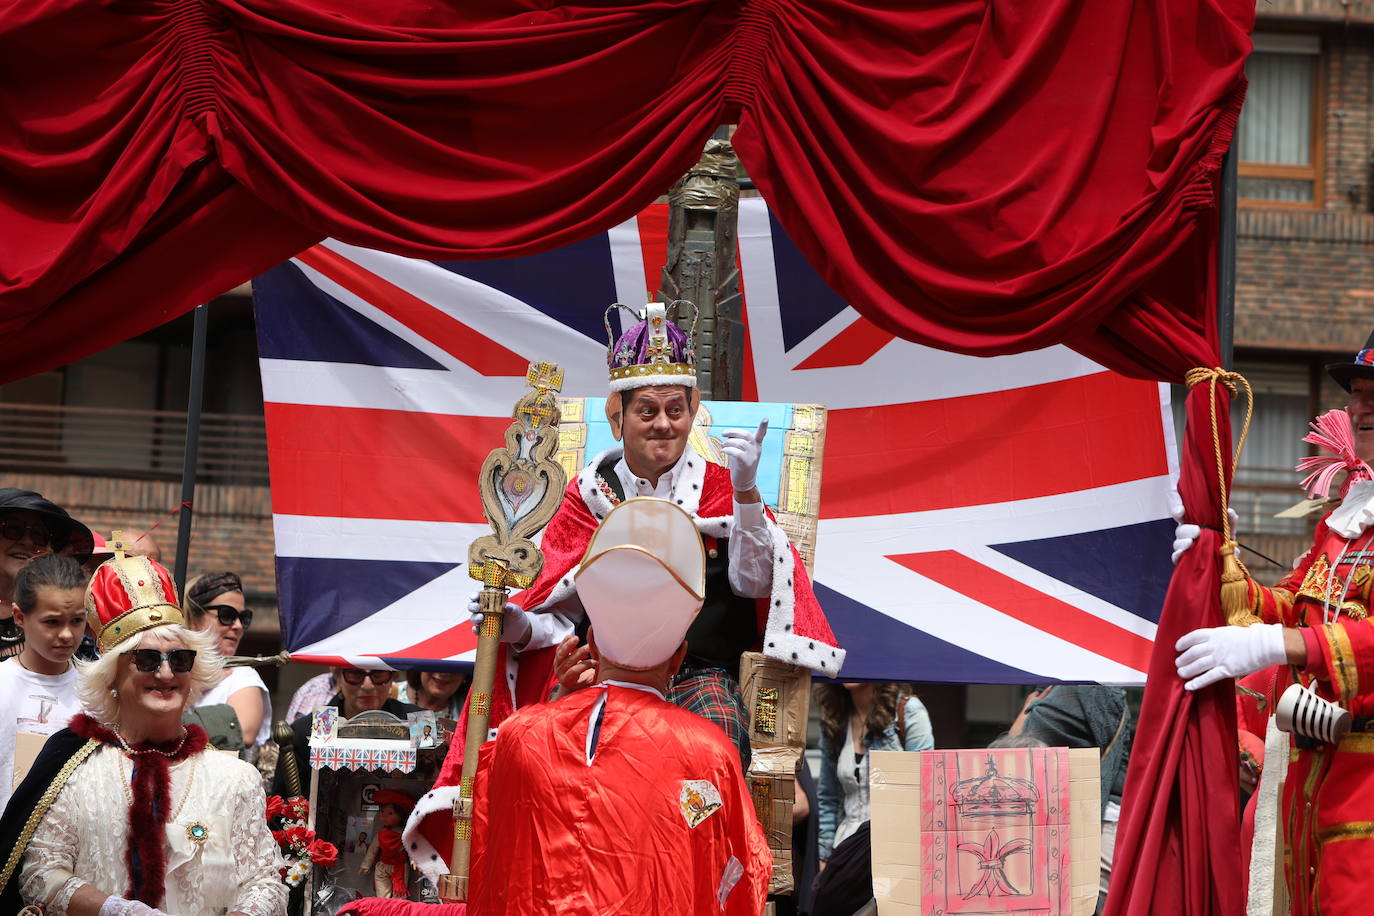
[69,714,208,907]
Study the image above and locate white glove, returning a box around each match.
[1170,508,1240,565]
[1175,623,1288,691]
[468,591,532,645]
[721,419,769,492]
[99,897,172,916]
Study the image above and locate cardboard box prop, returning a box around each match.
[750,744,800,894]
[739,650,812,750]
[871,747,1100,916]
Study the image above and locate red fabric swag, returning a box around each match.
[1103,381,1244,916]
[1,0,1249,384]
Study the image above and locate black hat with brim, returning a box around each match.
[1327,329,1374,392]
[0,489,95,562]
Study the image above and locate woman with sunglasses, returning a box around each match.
[185,571,273,749]
[0,551,286,916]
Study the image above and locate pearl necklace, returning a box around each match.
[112,725,189,758]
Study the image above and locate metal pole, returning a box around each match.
[1217,141,1238,371]
[174,303,209,601]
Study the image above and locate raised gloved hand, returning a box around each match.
[721,418,769,493]
[98,896,173,916]
[1175,623,1288,691]
[468,591,532,646]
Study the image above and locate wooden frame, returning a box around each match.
[1238,31,1325,210]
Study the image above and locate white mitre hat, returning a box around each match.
[575,497,705,670]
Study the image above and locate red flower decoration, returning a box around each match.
[285,796,310,821]
[307,838,340,868]
[266,795,286,821]
[282,825,314,851]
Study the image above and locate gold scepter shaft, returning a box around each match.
[437,362,566,903]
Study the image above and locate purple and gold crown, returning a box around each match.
[604,301,698,393]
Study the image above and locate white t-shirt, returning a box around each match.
[0,657,83,811]
[198,665,272,746]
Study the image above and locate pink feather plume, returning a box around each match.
[1296,409,1374,499]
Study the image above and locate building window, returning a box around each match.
[1238,33,1321,206]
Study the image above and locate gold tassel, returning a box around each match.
[1185,367,1261,627]
[1219,540,1262,627]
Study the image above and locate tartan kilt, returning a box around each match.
[669,667,752,771]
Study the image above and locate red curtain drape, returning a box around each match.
[0,0,1251,384]
[0,2,1256,911]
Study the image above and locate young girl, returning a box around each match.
[0,555,88,810]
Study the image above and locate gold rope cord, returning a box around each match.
[0,739,100,891]
[1184,367,1261,626]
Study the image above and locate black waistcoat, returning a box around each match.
[596,458,758,676]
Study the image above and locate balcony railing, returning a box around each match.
[0,402,268,486]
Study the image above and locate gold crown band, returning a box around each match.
[95,604,184,653]
[607,362,696,382]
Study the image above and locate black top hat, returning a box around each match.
[0,489,94,562]
[1327,329,1374,392]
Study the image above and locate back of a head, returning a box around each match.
[575,498,705,670]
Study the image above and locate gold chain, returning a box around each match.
[118,750,199,823]
[0,740,99,890]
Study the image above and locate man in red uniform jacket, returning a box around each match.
[468,497,771,915]
[1173,331,1374,915]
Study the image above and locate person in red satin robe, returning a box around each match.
[468,497,771,916]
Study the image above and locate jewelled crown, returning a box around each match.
[604,300,698,393]
[84,530,184,652]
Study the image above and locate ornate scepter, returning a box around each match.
[437,361,567,902]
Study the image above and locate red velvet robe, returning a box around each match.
[468,685,771,915]
[1247,514,1374,915]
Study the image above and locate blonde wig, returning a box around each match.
[77,624,223,726]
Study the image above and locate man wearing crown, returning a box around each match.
[403,300,844,880]
[0,537,285,915]
[1171,335,1374,916]
[464,498,771,915]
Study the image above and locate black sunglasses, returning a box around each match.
[0,520,55,549]
[129,648,197,674]
[204,604,253,628]
[339,668,395,686]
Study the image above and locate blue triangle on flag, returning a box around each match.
[815,583,1042,684]
[989,519,1174,625]
[277,557,460,650]
[254,263,444,370]
[769,211,851,352]
[435,233,619,346]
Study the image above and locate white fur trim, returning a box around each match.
[607,372,697,393]
[402,784,460,885]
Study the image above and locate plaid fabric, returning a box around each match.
[669,667,751,771]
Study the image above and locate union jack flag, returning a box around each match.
[252,199,1177,684]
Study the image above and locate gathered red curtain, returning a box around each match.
[0,0,1251,384]
[0,1,1255,910]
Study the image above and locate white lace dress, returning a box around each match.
[20,744,287,915]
